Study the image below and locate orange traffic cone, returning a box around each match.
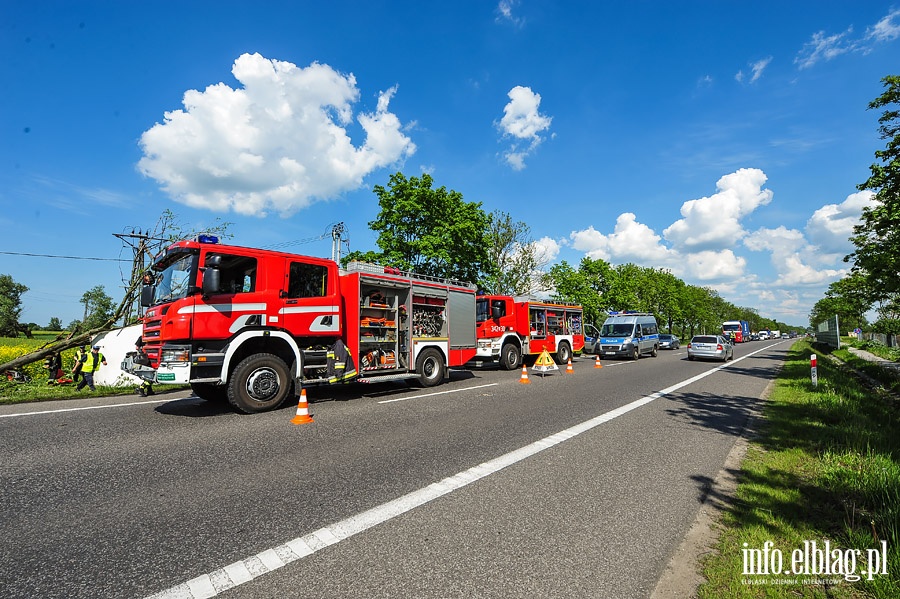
[519,364,531,384]
[566,359,574,374]
[594,355,603,369]
[290,389,314,425]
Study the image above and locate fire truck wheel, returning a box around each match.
[416,348,444,388]
[191,382,228,403]
[555,342,571,365]
[500,343,521,370]
[228,353,292,413]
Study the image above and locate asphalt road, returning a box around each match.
[0,340,791,598]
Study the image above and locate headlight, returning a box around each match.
[160,346,191,362]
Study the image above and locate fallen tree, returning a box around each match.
[0,276,142,375]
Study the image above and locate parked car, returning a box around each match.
[658,334,680,349]
[687,335,734,362]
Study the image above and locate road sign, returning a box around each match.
[532,349,559,375]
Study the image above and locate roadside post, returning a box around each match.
[811,354,818,388]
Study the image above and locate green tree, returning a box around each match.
[543,257,614,326]
[79,285,116,331]
[809,272,871,331]
[848,75,900,302]
[0,274,29,337]
[677,285,711,339]
[481,210,545,295]
[605,263,643,312]
[345,172,489,282]
[47,316,63,330]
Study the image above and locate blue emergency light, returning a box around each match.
[197,234,219,244]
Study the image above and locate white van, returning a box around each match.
[589,313,660,360]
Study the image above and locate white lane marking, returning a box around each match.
[145,344,774,598]
[377,382,499,404]
[0,398,172,418]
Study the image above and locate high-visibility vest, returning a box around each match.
[82,352,105,373]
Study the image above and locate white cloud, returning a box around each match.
[805,190,876,253]
[570,225,611,261]
[745,225,846,286]
[137,53,415,217]
[866,8,900,42]
[736,57,773,84]
[533,236,562,263]
[744,225,806,253]
[497,86,552,170]
[563,168,871,324]
[750,56,773,82]
[680,249,747,281]
[663,168,773,250]
[496,0,524,26]
[795,29,855,69]
[795,9,900,70]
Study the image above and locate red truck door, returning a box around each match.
[279,259,341,337]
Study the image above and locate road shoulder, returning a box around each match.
[649,377,771,599]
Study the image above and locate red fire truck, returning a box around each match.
[473,295,585,369]
[125,236,478,413]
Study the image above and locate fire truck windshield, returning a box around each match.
[152,251,198,304]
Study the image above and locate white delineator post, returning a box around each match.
[811,354,818,388]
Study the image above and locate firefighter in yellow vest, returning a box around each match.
[71,344,88,384]
[76,345,107,391]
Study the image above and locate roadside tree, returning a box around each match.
[849,75,900,302]
[344,172,489,283]
[481,210,546,295]
[0,274,29,337]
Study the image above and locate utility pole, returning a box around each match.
[331,222,346,265]
[113,230,161,325]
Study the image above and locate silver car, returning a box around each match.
[658,334,680,349]
[687,335,734,362]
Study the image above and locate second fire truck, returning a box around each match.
[473,295,585,369]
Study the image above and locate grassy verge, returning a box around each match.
[1,333,189,404]
[697,339,900,598]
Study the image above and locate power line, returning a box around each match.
[0,251,129,262]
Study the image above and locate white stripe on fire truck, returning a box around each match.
[177,303,267,314]
[278,305,340,315]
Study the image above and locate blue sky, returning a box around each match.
[2,1,898,329]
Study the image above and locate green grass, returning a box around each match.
[1,333,187,404]
[698,340,900,598]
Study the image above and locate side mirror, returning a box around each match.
[140,286,154,308]
[201,254,222,296]
[491,305,502,319]
[202,268,220,296]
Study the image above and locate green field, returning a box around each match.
[0,332,139,402]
